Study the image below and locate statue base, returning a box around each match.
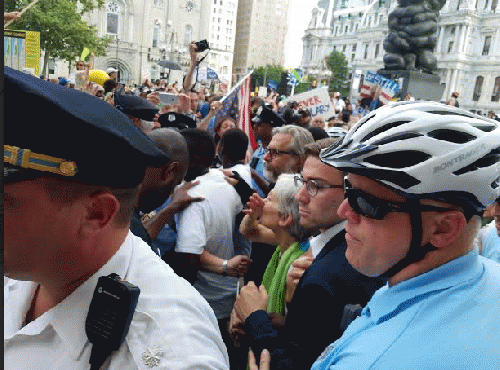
[377,69,446,103]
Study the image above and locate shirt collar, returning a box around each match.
[10,232,137,360]
[365,252,482,323]
[310,221,346,258]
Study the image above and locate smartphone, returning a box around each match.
[158,92,179,105]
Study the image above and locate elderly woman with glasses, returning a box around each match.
[230,173,312,339]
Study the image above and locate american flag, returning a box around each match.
[214,71,257,150]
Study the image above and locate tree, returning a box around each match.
[251,65,287,92]
[326,50,350,96]
[5,0,111,74]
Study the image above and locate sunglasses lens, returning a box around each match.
[346,189,388,220]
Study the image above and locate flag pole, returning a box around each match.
[4,0,42,28]
[221,70,253,103]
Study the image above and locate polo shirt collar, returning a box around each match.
[364,252,481,323]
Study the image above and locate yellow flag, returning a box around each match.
[80,47,90,61]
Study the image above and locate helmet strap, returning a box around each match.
[381,199,436,278]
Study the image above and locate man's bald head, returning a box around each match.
[147,128,189,184]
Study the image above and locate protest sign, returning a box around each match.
[359,71,401,103]
[285,87,334,119]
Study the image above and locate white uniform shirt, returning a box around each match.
[175,168,243,319]
[4,232,229,370]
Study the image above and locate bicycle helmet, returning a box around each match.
[321,101,500,214]
[321,101,500,277]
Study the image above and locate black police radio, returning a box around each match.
[85,273,140,370]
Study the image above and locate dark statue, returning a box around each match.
[383,0,447,73]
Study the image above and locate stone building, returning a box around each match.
[232,0,290,81]
[301,0,500,113]
[50,0,238,86]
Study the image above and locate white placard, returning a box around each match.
[285,87,335,119]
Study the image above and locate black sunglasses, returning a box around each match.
[344,179,455,220]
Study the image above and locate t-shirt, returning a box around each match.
[175,168,244,319]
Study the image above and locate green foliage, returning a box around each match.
[5,0,111,68]
[251,65,287,91]
[326,50,349,96]
[293,82,311,94]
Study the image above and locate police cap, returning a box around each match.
[115,92,159,122]
[252,105,286,127]
[158,112,197,130]
[4,67,168,188]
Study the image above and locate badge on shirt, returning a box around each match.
[142,345,164,368]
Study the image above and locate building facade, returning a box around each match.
[232,0,290,81]
[49,0,238,86]
[301,0,500,113]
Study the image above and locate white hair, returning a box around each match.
[272,125,314,160]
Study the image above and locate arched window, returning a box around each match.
[106,1,121,37]
[492,76,500,102]
[473,76,484,101]
[184,25,193,45]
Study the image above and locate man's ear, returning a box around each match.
[161,161,179,182]
[80,192,120,237]
[278,213,293,228]
[426,211,467,249]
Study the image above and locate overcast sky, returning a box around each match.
[284,0,319,68]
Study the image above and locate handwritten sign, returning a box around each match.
[284,87,335,119]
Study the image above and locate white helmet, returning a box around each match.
[321,101,500,214]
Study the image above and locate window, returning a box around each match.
[364,44,369,59]
[184,25,192,45]
[492,0,498,11]
[375,43,380,58]
[152,25,160,48]
[482,36,492,56]
[153,0,164,6]
[447,41,454,53]
[106,1,121,36]
[492,77,500,102]
[345,25,348,33]
[342,45,346,52]
[473,76,484,101]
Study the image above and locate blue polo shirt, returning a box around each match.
[312,252,500,370]
[480,225,500,264]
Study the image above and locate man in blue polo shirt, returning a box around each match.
[250,101,500,370]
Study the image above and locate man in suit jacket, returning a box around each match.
[231,141,386,369]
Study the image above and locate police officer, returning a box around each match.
[115,91,160,133]
[4,67,229,370]
[249,105,286,196]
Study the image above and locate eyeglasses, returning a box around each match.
[294,175,344,197]
[344,179,456,220]
[265,148,296,158]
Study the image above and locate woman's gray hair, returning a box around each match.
[272,125,314,160]
[273,173,312,241]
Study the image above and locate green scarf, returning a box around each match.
[261,240,310,315]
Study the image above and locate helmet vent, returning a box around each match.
[372,132,422,146]
[364,150,432,169]
[475,125,496,133]
[453,147,500,176]
[360,120,412,143]
[492,176,500,190]
[427,110,475,119]
[427,129,476,144]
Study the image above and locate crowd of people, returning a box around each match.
[4,36,500,370]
